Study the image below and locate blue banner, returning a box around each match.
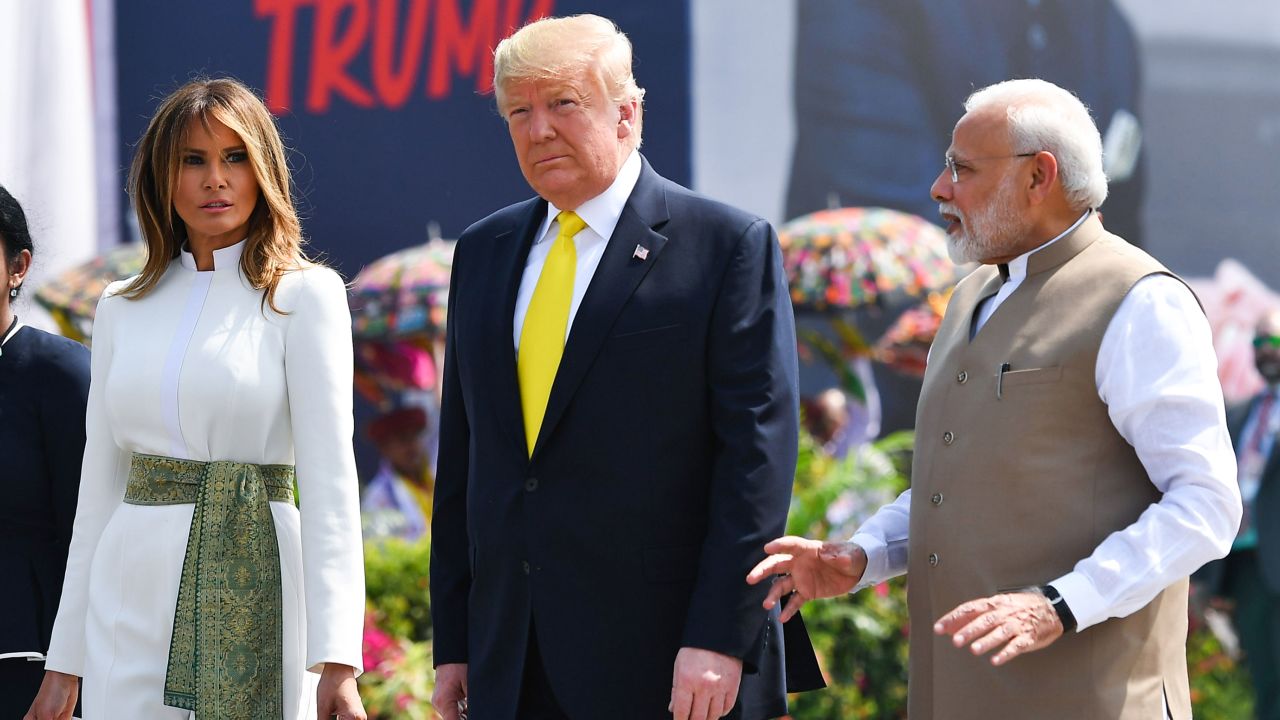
[115,0,691,278]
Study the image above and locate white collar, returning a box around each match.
[537,150,642,244]
[1002,210,1092,284]
[0,318,23,351]
[180,239,247,272]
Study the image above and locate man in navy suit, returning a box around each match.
[430,14,819,720]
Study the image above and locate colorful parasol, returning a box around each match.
[349,238,455,405]
[33,242,147,344]
[778,206,960,312]
[349,238,455,341]
[873,288,954,377]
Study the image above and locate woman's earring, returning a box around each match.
[8,286,17,298]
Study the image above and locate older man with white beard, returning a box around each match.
[748,78,1242,720]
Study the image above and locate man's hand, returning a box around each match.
[432,663,468,720]
[316,663,366,720]
[746,537,867,621]
[669,647,742,720]
[24,670,78,720]
[934,591,1064,666]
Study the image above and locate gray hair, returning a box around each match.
[493,14,646,150]
[964,79,1107,212]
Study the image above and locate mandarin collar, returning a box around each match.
[180,239,247,272]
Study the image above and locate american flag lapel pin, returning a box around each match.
[632,244,649,261]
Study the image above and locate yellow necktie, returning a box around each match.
[518,211,586,455]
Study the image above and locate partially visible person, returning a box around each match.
[361,405,434,541]
[26,78,365,720]
[801,381,880,460]
[1199,309,1280,720]
[752,78,1240,719]
[787,0,1144,245]
[0,184,89,720]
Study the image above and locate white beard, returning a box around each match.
[940,173,1028,265]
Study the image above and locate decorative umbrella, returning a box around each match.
[33,242,147,344]
[873,288,954,377]
[349,238,455,406]
[349,238,455,341]
[778,206,959,312]
[780,207,962,410]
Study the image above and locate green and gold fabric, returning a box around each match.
[125,452,295,719]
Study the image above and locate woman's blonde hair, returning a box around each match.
[122,77,310,312]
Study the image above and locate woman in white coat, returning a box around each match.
[26,78,366,720]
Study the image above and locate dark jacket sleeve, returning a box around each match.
[681,218,800,659]
[430,237,472,665]
[40,339,91,549]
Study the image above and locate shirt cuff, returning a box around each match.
[1049,571,1107,632]
[851,532,890,591]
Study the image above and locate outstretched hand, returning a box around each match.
[745,537,867,621]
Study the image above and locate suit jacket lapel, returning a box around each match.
[495,198,547,459]
[529,159,670,460]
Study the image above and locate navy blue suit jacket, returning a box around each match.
[0,326,89,657]
[431,158,821,719]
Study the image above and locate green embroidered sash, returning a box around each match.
[124,452,295,719]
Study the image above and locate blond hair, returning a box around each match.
[123,77,311,312]
[493,14,646,149]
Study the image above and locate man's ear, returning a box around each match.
[1027,151,1060,205]
[617,100,638,139]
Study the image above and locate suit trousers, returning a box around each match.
[1226,549,1280,720]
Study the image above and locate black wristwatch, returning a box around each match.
[1041,584,1077,633]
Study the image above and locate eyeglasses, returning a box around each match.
[944,153,1038,183]
[1253,335,1280,349]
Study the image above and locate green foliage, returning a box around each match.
[1187,625,1254,719]
[360,536,434,718]
[364,536,432,642]
[788,432,914,719]
[358,628,435,719]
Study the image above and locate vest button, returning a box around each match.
[928,553,940,567]
[957,370,968,384]
[521,560,531,575]
[942,431,954,445]
[931,492,944,506]
[525,477,538,492]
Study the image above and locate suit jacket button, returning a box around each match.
[521,560,531,575]
[931,492,944,506]
[928,553,940,567]
[942,431,954,445]
[525,477,538,491]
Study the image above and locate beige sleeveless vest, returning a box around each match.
[907,215,1193,719]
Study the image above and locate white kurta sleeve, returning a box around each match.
[283,267,365,674]
[45,284,133,675]
[1051,275,1241,631]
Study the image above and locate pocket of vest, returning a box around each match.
[999,365,1063,389]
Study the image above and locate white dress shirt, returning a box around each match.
[513,150,642,348]
[851,212,1242,632]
